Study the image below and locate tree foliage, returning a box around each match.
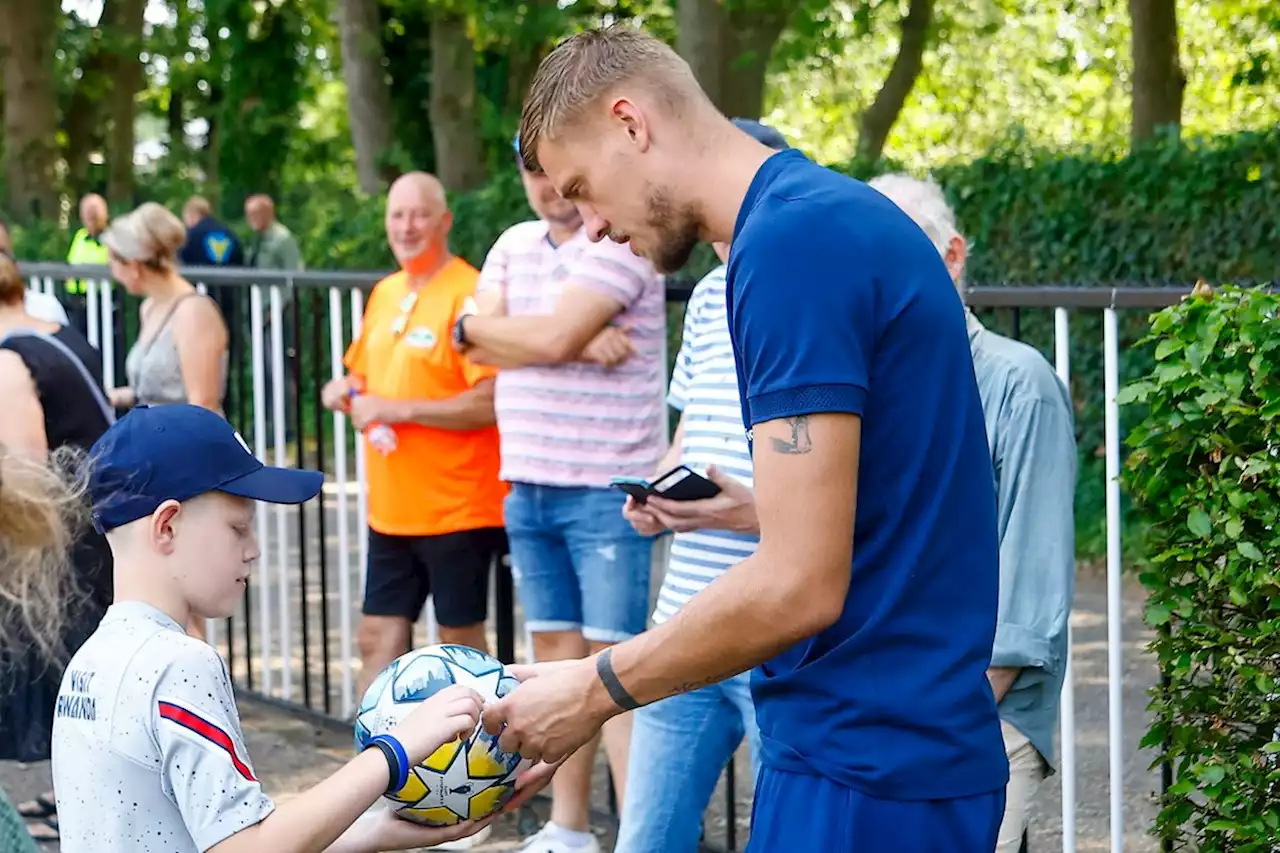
[1120,285,1280,851]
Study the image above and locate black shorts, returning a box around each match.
[363,527,508,627]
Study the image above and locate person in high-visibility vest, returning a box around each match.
[64,194,111,338]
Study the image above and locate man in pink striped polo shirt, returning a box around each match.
[451,137,666,853]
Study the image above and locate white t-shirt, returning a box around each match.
[51,602,275,852]
[23,290,69,325]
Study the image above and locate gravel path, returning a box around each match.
[0,567,1160,852]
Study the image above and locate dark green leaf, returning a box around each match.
[1187,508,1212,538]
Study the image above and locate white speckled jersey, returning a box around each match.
[51,602,275,852]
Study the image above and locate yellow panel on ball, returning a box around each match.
[423,739,463,773]
[387,768,429,805]
[467,738,509,778]
[468,784,511,819]
[399,806,461,827]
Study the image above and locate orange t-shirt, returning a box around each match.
[343,259,507,536]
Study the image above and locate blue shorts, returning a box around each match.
[747,767,1004,853]
[505,483,653,643]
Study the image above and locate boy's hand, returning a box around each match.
[389,684,485,766]
[345,808,496,852]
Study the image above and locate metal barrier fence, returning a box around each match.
[19,261,1192,853]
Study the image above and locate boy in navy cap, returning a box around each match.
[50,405,546,853]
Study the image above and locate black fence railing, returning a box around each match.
[19,259,1205,853]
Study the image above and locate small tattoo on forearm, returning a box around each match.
[667,670,738,698]
[770,416,813,455]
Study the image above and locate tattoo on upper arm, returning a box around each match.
[769,416,813,455]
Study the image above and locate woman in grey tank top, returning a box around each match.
[101,203,228,644]
[102,203,229,414]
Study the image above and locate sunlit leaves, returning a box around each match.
[1121,285,1280,850]
[763,0,1280,168]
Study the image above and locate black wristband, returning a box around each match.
[596,647,642,711]
[364,735,409,795]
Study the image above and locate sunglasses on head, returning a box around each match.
[391,290,419,337]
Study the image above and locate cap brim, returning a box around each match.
[219,466,323,505]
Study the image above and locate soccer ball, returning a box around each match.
[354,644,531,826]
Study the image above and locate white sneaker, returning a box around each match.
[519,822,602,853]
[429,824,493,850]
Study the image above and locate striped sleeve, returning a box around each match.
[566,238,652,308]
[667,286,702,411]
[153,644,274,850]
[476,228,510,300]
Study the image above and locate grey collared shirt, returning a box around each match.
[968,312,1077,769]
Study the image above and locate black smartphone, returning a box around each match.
[647,465,721,502]
[609,476,654,504]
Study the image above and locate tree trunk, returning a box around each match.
[429,10,487,192]
[337,0,396,194]
[103,0,146,205]
[857,0,932,164]
[64,50,109,196]
[676,0,730,108]
[720,4,796,120]
[1129,0,1184,142]
[168,90,186,157]
[677,0,796,120]
[505,0,559,114]
[0,0,60,221]
[205,88,223,212]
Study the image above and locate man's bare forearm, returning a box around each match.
[463,315,582,366]
[655,416,686,475]
[466,346,535,369]
[594,548,832,711]
[390,383,495,430]
[587,413,856,714]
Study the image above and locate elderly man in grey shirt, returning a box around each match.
[870,174,1077,852]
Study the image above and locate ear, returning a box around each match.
[944,235,967,284]
[440,209,454,236]
[608,97,651,153]
[149,500,183,555]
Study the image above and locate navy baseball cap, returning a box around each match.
[88,404,324,533]
[731,118,790,152]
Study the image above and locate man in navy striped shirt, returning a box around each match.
[612,119,789,853]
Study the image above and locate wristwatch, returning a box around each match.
[452,311,473,350]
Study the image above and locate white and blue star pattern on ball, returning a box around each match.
[354,644,531,826]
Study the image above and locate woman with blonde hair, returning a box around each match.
[0,450,87,853]
[0,251,113,845]
[103,202,229,414]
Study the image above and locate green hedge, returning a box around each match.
[1120,284,1280,851]
[12,128,1276,285]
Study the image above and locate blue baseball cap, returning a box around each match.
[731,118,790,152]
[88,404,324,533]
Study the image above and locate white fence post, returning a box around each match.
[1104,305,1125,853]
[1055,306,1078,853]
[329,287,356,718]
[270,285,292,701]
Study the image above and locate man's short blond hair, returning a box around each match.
[518,23,704,172]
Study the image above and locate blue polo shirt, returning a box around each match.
[726,149,1008,801]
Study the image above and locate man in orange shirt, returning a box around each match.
[321,172,507,698]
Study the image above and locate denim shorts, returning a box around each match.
[505,483,654,643]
